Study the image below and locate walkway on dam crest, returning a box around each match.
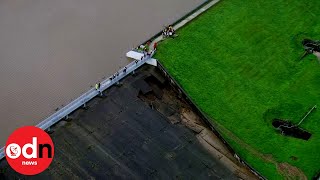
[0,0,220,159]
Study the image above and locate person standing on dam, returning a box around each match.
[153,42,158,50]
[95,83,101,95]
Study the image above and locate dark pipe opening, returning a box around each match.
[302,39,320,53]
[272,119,312,140]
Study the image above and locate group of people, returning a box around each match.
[109,66,128,81]
[95,66,128,94]
[136,41,157,60]
[95,25,176,96]
[162,25,176,38]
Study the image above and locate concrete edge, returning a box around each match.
[156,62,266,180]
[0,58,149,160]
[0,0,221,161]
[139,0,221,47]
[0,0,280,179]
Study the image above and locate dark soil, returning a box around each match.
[290,156,298,161]
[272,119,311,140]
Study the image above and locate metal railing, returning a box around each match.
[0,147,4,159]
[0,53,150,160]
[0,0,220,162]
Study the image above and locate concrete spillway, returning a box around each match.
[0,0,205,146]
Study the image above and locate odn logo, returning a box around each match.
[5,126,54,175]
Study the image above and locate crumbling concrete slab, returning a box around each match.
[0,65,256,179]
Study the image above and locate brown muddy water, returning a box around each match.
[0,0,204,146]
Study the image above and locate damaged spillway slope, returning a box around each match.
[0,65,256,179]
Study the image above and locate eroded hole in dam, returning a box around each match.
[0,65,258,179]
[272,119,312,140]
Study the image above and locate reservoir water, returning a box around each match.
[0,0,204,146]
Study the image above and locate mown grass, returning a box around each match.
[154,0,320,179]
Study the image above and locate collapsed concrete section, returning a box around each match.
[0,65,257,179]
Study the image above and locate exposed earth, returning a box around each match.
[0,65,257,179]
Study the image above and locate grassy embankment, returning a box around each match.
[155,0,320,179]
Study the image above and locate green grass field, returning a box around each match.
[154,0,320,179]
